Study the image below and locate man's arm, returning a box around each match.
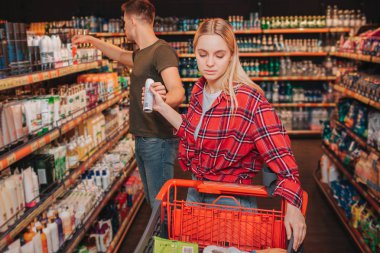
[72,35,133,67]
[160,67,185,108]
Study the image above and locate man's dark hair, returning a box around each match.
[121,0,155,24]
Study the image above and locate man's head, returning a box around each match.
[122,0,155,40]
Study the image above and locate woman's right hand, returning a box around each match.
[72,35,93,45]
[141,82,167,112]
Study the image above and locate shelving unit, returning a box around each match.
[181,76,336,82]
[333,84,380,110]
[179,103,335,108]
[287,130,321,135]
[0,60,107,91]
[106,192,145,253]
[313,167,373,253]
[321,144,380,214]
[178,52,329,58]
[330,52,377,63]
[0,123,131,251]
[61,159,139,253]
[0,90,129,171]
[155,27,351,36]
[335,120,380,158]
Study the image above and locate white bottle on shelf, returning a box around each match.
[60,206,72,238]
[47,218,59,253]
[39,36,49,70]
[42,222,53,253]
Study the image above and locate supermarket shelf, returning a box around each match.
[0,60,106,91]
[321,144,380,214]
[287,130,321,135]
[181,76,337,82]
[330,52,373,63]
[90,32,124,37]
[262,28,328,34]
[335,120,380,158]
[251,76,337,81]
[64,123,130,188]
[271,103,336,107]
[178,52,328,58]
[334,85,380,111]
[63,159,138,253]
[0,90,129,172]
[372,56,380,64]
[329,28,352,33]
[0,124,130,251]
[155,28,350,35]
[179,103,336,108]
[313,167,373,253]
[156,31,196,35]
[107,192,145,253]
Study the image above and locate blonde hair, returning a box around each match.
[193,18,264,110]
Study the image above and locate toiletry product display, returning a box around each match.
[337,27,380,56]
[0,72,123,150]
[259,82,335,103]
[2,135,136,253]
[75,169,143,253]
[339,72,380,103]
[338,98,369,139]
[0,20,103,79]
[319,155,379,252]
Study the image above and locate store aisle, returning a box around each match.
[119,139,358,253]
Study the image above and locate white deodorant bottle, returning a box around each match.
[143,78,154,113]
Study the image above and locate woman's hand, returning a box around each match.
[141,82,167,112]
[284,202,306,251]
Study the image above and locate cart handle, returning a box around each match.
[156,179,308,216]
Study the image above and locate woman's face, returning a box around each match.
[195,34,232,85]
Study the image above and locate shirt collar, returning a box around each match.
[194,76,236,101]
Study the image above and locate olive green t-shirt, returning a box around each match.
[130,39,179,138]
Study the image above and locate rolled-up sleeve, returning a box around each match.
[173,114,188,138]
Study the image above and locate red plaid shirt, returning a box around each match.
[175,77,303,208]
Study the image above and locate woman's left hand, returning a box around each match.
[284,202,306,251]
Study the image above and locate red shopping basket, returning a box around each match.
[155,179,308,252]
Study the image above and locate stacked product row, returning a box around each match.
[0,21,102,78]
[319,155,378,252]
[2,136,135,253]
[179,57,353,78]
[0,105,130,234]
[76,169,143,253]
[337,27,380,57]
[0,72,123,150]
[153,5,365,32]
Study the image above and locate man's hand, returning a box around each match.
[72,35,93,45]
[284,202,306,251]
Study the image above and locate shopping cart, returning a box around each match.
[134,179,308,253]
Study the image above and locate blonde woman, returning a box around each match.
[145,18,306,252]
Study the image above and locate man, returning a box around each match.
[72,0,185,207]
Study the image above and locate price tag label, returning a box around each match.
[7,153,17,165]
[32,74,39,83]
[38,138,46,147]
[30,141,39,152]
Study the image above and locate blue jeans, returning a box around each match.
[135,137,179,207]
[187,175,258,208]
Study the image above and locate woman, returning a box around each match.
[146,18,306,252]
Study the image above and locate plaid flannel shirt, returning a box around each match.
[175,77,303,208]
